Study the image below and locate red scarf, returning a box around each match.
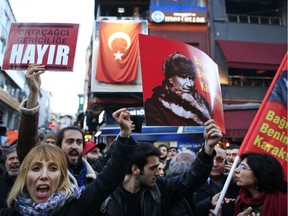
[234,188,287,216]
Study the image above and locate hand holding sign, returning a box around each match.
[25,64,45,109]
[26,64,45,93]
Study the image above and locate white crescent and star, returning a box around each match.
[108,32,131,60]
[114,51,124,60]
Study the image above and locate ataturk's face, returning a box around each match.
[169,74,195,93]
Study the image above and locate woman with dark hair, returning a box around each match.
[233,152,287,216]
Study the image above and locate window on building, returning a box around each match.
[225,0,282,17]
[225,0,285,25]
[0,74,5,89]
[0,38,5,54]
[228,68,275,87]
[151,0,206,7]
[10,88,15,97]
[1,12,9,28]
[186,42,199,48]
[99,0,149,18]
[2,80,8,92]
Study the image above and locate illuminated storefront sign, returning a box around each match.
[149,5,207,24]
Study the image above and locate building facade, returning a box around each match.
[0,0,21,132]
[0,0,54,142]
[83,0,287,149]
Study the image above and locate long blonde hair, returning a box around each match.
[7,144,74,207]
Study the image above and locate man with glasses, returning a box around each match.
[195,147,239,216]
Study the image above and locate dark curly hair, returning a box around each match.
[56,126,85,148]
[126,142,160,175]
[241,152,287,193]
[162,52,196,79]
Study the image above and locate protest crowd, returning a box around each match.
[0,64,286,216]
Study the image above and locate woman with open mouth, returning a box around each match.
[0,107,137,216]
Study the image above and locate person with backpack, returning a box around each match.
[102,118,222,216]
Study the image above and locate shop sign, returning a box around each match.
[149,5,207,24]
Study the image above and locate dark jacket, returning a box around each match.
[105,149,215,216]
[0,136,136,216]
[0,172,15,209]
[195,177,239,216]
[92,140,116,173]
[167,193,196,216]
[16,107,40,164]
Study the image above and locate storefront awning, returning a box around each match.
[216,40,286,70]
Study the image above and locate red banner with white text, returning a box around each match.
[238,52,288,180]
[96,21,141,83]
[2,23,79,71]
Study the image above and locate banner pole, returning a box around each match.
[214,156,240,215]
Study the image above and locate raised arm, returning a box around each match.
[112,108,135,138]
[70,108,137,215]
[159,119,222,215]
[17,65,45,163]
[91,108,135,172]
[203,119,222,155]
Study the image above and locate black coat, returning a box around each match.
[105,149,215,216]
[0,137,136,216]
[167,193,197,216]
[0,172,15,209]
[195,177,239,216]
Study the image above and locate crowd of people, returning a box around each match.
[0,64,286,216]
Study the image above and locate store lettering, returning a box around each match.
[164,16,205,23]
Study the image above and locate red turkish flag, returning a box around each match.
[96,21,141,83]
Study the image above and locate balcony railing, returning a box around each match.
[227,14,284,26]
[228,75,273,87]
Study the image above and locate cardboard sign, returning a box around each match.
[2,23,79,71]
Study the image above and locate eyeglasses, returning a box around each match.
[213,157,225,163]
[237,163,252,171]
[226,153,238,157]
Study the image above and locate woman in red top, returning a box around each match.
[234,152,287,216]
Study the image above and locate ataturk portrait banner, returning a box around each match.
[139,34,225,134]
